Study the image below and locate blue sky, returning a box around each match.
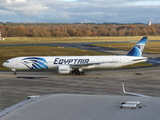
[0,0,160,23]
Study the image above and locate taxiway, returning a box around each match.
[0,66,160,110]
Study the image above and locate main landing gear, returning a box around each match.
[72,69,86,75]
[11,69,17,75]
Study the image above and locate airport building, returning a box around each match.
[0,94,160,120]
[0,31,5,41]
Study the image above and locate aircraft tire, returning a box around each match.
[13,72,17,75]
[77,71,85,75]
[75,71,85,75]
[76,72,80,75]
[82,71,86,75]
[79,72,83,75]
[72,70,76,73]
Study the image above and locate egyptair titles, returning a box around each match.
[54,58,90,64]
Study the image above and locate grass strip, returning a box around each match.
[0,36,160,44]
[93,42,160,54]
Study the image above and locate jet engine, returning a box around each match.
[58,65,71,74]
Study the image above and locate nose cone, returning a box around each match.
[2,62,6,67]
[2,60,11,68]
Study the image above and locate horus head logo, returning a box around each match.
[21,57,48,69]
[135,44,145,52]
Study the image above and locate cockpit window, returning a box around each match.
[6,61,9,63]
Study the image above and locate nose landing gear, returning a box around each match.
[11,69,17,75]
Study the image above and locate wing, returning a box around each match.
[70,62,101,68]
[70,61,119,68]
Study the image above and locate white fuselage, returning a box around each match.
[3,55,147,70]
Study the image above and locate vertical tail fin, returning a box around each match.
[127,37,148,57]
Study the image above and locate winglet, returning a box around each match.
[127,37,148,57]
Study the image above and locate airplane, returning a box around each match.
[2,37,148,75]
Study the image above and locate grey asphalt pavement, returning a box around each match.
[0,66,160,110]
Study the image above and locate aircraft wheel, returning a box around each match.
[75,70,80,75]
[82,71,86,75]
[13,72,17,75]
[78,71,85,75]
[76,72,80,75]
[79,72,83,75]
[72,70,76,73]
[75,71,85,75]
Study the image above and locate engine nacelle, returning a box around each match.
[57,65,71,74]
